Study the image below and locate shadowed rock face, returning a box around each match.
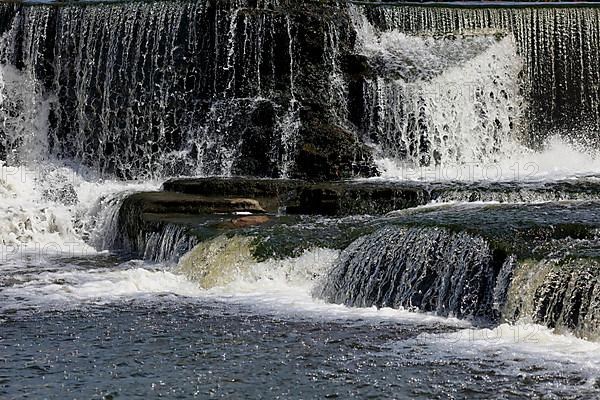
[115,191,267,258]
[123,192,266,215]
[160,176,600,217]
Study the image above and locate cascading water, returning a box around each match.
[348,3,600,178]
[349,6,526,169]
[315,225,510,320]
[503,257,600,340]
[0,0,311,261]
[0,0,305,180]
[0,6,158,255]
[1,0,600,317]
[3,1,600,181]
[1,1,600,398]
[354,3,600,132]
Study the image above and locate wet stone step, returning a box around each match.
[117,178,600,263]
[161,177,600,215]
[162,177,431,215]
[115,181,600,338]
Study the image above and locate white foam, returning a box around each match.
[374,135,600,182]
[195,248,463,323]
[0,63,52,165]
[0,264,203,310]
[412,322,600,381]
[0,163,158,258]
[0,249,467,326]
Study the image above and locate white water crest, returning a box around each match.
[410,322,600,388]
[0,247,468,326]
[374,135,600,182]
[0,162,158,253]
[0,262,203,312]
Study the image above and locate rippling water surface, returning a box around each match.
[1,255,599,399]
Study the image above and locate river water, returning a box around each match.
[2,1,600,398]
[0,242,599,398]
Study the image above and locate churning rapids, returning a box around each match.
[2,0,600,398]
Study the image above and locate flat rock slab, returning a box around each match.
[162,177,430,215]
[123,192,266,215]
[162,178,305,212]
[162,176,600,216]
[118,177,600,262]
[116,192,268,252]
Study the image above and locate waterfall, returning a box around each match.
[359,36,525,166]
[0,0,304,179]
[349,3,600,170]
[2,0,600,326]
[2,2,600,179]
[314,210,600,337]
[142,224,199,263]
[503,257,600,341]
[315,226,510,320]
[356,3,600,130]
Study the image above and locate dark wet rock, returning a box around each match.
[121,192,265,216]
[162,176,600,216]
[117,177,434,260]
[287,182,427,215]
[162,177,305,212]
[115,191,266,256]
[162,177,429,215]
[121,180,600,263]
[341,54,373,79]
[230,100,280,178]
[292,113,379,181]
